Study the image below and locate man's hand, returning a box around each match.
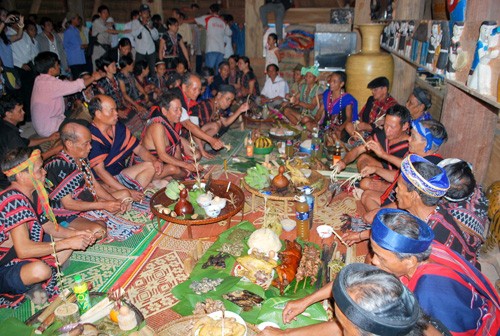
[210,138,224,150]
[103,200,123,213]
[282,298,308,324]
[366,140,385,158]
[360,165,378,177]
[152,160,163,176]
[236,102,250,114]
[66,232,94,250]
[22,64,31,71]
[184,162,198,173]
[48,132,60,142]
[257,327,284,336]
[91,71,103,82]
[201,150,215,159]
[129,189,144,202]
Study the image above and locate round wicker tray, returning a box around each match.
[150,180,245,239]
[242,170,328,201]
[159,314,261,336]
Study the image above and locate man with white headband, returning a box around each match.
[396,154,482,267]
[0,148,96,308]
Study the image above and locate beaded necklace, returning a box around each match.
[61,151,98,200]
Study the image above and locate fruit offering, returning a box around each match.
[254,136,273,149]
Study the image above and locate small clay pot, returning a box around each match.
[272,166,290,191]
[174,188,194,215]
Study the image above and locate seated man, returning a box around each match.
[87,95,163,201]
[370,208,500,335]
[103,37,132,66]
[337,105,410,192]
[211,61,230,96]
[258,64,289,109]
[345,76,397,136]
[396,154,482,267]
[353,119,447,229]
[406,87,433,122]
[0,96,61,188]
[260,263,442,336]
[170,72,225,158]
[0,148,96,308]
[141,94,198,180]
[45,120,139,237]
[191,84,249,145]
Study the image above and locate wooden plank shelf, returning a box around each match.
[382,45,500,111]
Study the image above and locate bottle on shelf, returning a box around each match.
[295,195,310,240]
[333,141,342,165]
[303,187,315,229]
[73,274,91,313]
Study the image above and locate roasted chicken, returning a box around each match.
[273,240,302,294]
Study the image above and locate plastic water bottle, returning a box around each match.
[311,128,321,159]
[73,274,91,313]
[333,141,342,165]
[303,187,315,229]
[295,195,310,240]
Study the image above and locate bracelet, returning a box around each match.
[18,23,24,29]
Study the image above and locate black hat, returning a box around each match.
[139,4,150,12]
[413,87,432,110]
[367,76,390,89]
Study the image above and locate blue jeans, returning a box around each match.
[260,2,286,40]
[205,52,224,72]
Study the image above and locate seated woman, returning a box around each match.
[133,60,156,105]
[95,56,144,136]
[321,71,358,144]
[158,17,190,73]
[282,66,323,131]
[117,55,150,119]
[228,54,241,87]
[236,56,260,99]
[438,159,489,248]
[139,94,199,180]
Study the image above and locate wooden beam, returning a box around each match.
[30,0,42,14]
[393,0,425,20]
[245,0,264,59]
[92,0,103,17]
[439,84,497,183]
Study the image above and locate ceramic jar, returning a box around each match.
[346,24,394,106]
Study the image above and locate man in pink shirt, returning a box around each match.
[31,51,102,137]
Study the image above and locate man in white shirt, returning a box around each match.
[258,64,289,109]
[123,10,139,54]
[11,21,39,120]
[131,4,158,74]
[195,3,231,71]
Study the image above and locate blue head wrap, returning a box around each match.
[401,154,450,198]
[371,208,434,254]
[412,121,444,153]
[301,65,319,77]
